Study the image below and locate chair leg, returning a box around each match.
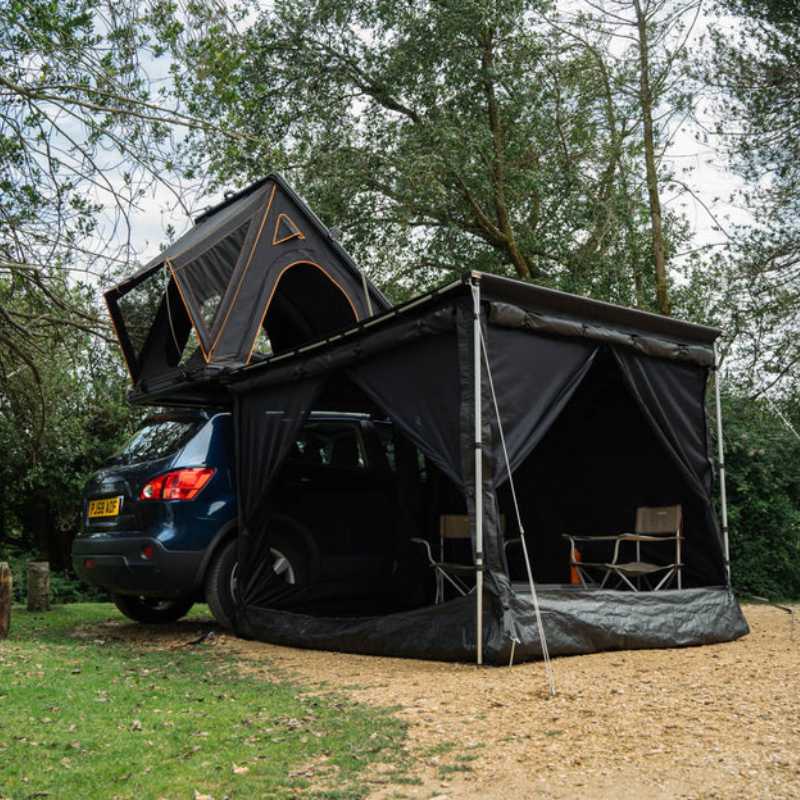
[437,567,469,597]
[654,568,676,591]
[616,570,639,592]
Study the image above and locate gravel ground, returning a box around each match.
[220,603,800,800]
[96,602,800,799]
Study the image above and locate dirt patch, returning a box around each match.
[85,604,800,799]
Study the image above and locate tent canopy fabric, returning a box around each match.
[104,175,390,396]
[221,274,746,664]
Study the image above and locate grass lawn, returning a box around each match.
[0,604,406,800]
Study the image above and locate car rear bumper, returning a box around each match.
[72,535,203,599]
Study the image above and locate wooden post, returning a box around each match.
[27,561,50,612]
[0,562,11,639]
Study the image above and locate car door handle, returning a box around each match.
[299,476,312,483]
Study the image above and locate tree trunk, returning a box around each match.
[0,562,11,639]
[27,561,50,612]
[634,0,671,316]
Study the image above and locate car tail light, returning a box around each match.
[141,544,155,560]
[139,468,216,501]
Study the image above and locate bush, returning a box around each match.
[0,544,107,604]
[721,393,800,599]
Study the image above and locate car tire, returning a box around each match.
[112,594,194,624]
[205,534,310,630]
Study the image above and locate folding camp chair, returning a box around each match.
[564,505,683,591]
[411,514,482,604]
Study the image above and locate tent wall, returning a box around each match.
[222,279,745,663]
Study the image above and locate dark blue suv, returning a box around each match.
[72,410,409,625]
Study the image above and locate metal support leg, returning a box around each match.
[471,278,484,666]
[713,343,731,587]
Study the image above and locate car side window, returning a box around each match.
[290,422,368,469]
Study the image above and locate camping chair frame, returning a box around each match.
[564,505,683,592]
[411,514,497,604]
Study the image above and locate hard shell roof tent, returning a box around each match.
[104,175,390,400]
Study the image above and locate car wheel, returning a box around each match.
[205,535,309,630]
[112,594,194,624]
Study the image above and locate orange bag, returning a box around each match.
[570,547,582,585]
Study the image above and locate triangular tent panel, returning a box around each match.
[272,212,305,245]
[105,175,390,391]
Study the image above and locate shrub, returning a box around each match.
[720,393,800,599]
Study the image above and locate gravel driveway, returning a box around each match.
[222,602,799,799]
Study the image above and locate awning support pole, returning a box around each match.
[471,277,484,666]
[713,342,731,587]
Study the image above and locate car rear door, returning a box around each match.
[275,419,396,576]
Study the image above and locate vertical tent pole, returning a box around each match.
[471,276,484,666]
[713,342,731,586]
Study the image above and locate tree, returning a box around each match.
[554,0,705,316]
[0,0,252,406]
[697,1,800,395]
[0,281,139,566]
[165,0,692,307]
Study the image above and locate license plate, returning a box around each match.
[88,497,122,518]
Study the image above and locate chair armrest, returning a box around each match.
[504,537,522,552]
[409,537,434,563]
[562,534,629,542]
[617,533,678,543]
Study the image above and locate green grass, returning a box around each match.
[0,604,406,800]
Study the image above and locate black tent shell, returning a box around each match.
[105,175,390,393]
[104,175,747,665]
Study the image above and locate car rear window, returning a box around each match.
[290,422,367,469]
[117,419,199,464]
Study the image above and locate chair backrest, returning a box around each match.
[635,505,682,536]
[439,514,508,539]
[440,514,471,540]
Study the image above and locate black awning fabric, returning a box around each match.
[483,325,599,485]
[488,301,715,367]
[613,348,725,582]
[234,375,325,611]
[226,284,744,663]
[349,332,463,486]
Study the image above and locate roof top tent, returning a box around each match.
[224,272,747,665]
[104,174,391,406]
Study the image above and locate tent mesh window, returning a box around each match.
[175,219,251,335]
[116,268,167,362]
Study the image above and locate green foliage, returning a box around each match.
[0,277,141,564]
[165,0,692,308]
[0,604,408,799]
[703,0,800,395]
[721,393,800,599]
